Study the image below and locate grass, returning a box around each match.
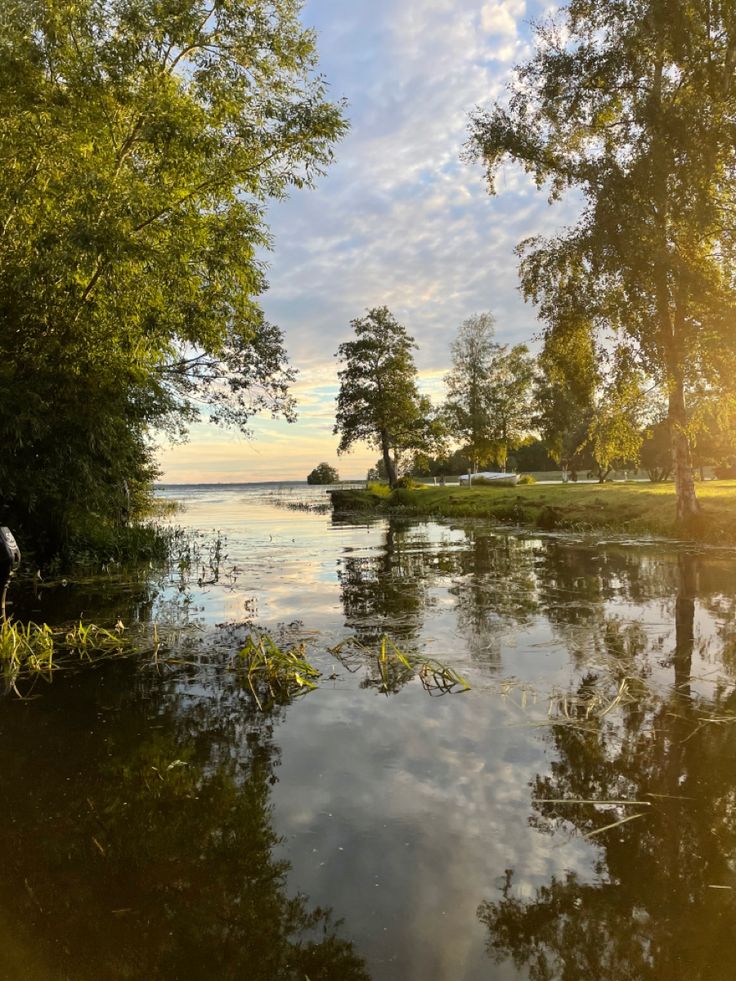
[0,618,128,692]
[330,634,471,696]
[331,480,736,544]
[233,632,471,708]
[233,634,321,710]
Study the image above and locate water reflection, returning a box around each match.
[337,521,431,651]
[5,487,736,980]
[0,662,369,980]
[478,551,736,981]
[447,531,538,665]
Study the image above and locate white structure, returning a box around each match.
[458,472,519,486]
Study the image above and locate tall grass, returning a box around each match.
[233,634,321,710]
[331,635,471,696]
[0,618,128,692]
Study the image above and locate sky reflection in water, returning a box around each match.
[2,483,736,980]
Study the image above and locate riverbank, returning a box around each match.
[330,481,736,544]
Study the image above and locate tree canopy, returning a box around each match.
[334,307,438,489]
[306,462,339,485]
[466,0,736,520]
[0,0,346,554]
[443,313,499,472]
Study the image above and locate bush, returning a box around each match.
[517,474,537,485]
[307,463,339,485]
[395,476,422,489]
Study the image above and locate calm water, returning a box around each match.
[3,482,736,980]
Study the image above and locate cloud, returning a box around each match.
[481,0,526,37]
[158,0,576,482]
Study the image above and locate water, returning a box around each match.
[3,483,736,980]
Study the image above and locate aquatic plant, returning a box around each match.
[331,635,471,696]
[233,634,321,710]
[0,618,128,692]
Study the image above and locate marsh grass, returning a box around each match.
[330,635,471,696]
[233,634,321,710]
[0,618,128,692]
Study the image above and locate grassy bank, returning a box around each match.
[330,481,736,544]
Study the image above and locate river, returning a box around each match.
[2,482,736,980]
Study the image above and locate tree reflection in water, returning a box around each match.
[336,521,432,692]
[0,660,369,981]
[447,529,539,666]
[478,551,736,981]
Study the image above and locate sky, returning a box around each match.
[156,0,570,484]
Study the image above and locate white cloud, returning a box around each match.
[157,0,577,483]
[481,0,526,38]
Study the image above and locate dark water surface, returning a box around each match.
[3,483,736,980]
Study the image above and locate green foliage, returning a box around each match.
[514,440,558,472]
[585,360,649,481]
[0,0,346,555]
[0,617,127,691]
[517,474,536,485]
[394,475,423,489]
[365,481,391,497]
[486,343,536,471]
[467,0,736,518]
[335,307,442,488]
[306,462,339,485]
[330,634,470,696]
[444,313,535,471]
[640,419,672,482]
[234,634,320,711]
[444,312,499,470]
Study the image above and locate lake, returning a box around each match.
[3,482,736,980]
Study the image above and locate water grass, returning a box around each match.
[330,634,471,696]
[0,618,129,692]
[233,634,321,710]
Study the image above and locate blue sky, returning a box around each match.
[157,0,569,483]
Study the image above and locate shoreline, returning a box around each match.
[329,481,736,545]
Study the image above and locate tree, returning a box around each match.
[334,307,439,489]
[307,462,339,485]
[485,343,536,471]
[585,358,648,481]
[689,395,736,479]
[466,0,736,521]
[0,0,346,554]
[640,418,672,482]
[534,317,599,476]
[444,313,499,472]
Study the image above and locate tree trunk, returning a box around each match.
[668,377,700,520]
[674,553,696,695]
[380,431,397,488]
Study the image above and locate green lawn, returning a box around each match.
[331,481,736,544]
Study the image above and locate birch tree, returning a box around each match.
[466,0,736,520]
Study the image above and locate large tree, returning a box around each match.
[444,312,499,472]
[466,0,736,520]
[0,0,346,553]
[334,307,436,489]
[485,342,536,471]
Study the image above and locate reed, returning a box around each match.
[0,618,128,692]
[331,635,471,696]
[234,634,321,710]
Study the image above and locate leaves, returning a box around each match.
[466,0,736,511]
[334,307,441,486]
[0,0,346,551]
